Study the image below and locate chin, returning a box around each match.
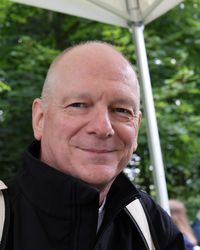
[82,172,117,190]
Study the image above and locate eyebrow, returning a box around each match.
[111,97,136,106]
[111,97,139,113]
[60,92,90,103]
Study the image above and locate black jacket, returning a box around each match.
[2,141,185,250]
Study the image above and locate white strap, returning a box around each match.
[0,190,6,242]
[0,180,7,242]
[0,180,7,190]
[126,199,155,250]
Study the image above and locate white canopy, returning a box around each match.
[11,0,183,212]
[12,0,183,26]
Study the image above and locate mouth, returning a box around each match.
[77,147,117,154]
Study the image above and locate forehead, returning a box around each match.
[55,44,136,79]
[60,81,137,104]
[50,44,139,101]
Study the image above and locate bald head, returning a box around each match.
[41,41,140,111]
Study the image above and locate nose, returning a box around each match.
[86,107,114,138]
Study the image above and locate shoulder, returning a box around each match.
[138,190,185,249]
[139,191,173,239]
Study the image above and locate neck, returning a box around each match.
[98,181,113,206]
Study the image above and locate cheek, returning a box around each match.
[118,125,137,146]
[54,118,87,145]
[116,125,139,160]
[115,126,138,169]
[42,113,66,140]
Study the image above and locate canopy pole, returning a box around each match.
[130,23,169,213]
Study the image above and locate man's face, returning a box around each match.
[33,45,141,190]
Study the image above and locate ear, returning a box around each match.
[32,98,45,140]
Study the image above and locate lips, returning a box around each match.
[76,146,117,154]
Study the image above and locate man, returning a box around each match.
[1,41,185,249]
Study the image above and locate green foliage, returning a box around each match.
[143,0,200,217]
[0,81,11,93]
[0,0,199,218]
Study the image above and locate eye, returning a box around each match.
[115,108,129,113]
[112,107,132,115]
[68,102,87,108]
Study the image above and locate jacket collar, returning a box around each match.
[17,140,140,218]
[17,140,99,217]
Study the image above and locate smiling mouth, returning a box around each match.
[77,147,117,154]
